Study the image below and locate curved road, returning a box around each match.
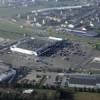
[32,4,90,13]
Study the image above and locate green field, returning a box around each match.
[47,29,100,48]
[0,19,50,39]
[74,92,100,100]
[0,19,32,39]
[32,90,100,100]
[0,0,84,18]
[0,6,42,39]
[0,17,99,47]
[0,5,47,18]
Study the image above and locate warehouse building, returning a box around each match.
[0,62,16,83]
[10,36,65,56]
[68,75,100,89]
[0,69,16,83]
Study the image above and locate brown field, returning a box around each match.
[74,92,100,100]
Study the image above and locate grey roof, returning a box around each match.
[71,31,98,37]
[69,75,100,86]
[17,37,58,51]
[96,75,100,83]
[0,63,10,74]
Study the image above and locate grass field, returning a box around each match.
[31,90,100,100]
[0,2,75,18]
[0,19,50,39]
[0,19,33,39]
[74,92,100,100]
[0,6,43,39]
[0,5,53,39]
[0,0,90,18]
[47,29,100,48]
[0,17,99,47]
[0,5,46,18]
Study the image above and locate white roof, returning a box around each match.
[93,57,100,62]
[48,36,63,41]
[68,24,74,28]
[58,73,65,76]
[10,47,38,56]
[23,89,34,94]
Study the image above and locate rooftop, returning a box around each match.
[17,37,58,51]
[69,75,100,86]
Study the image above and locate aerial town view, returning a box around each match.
[0,0,100,100]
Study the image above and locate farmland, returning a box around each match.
[74,92,100,100]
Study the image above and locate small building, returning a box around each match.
[23,89,34,94]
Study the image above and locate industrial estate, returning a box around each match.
[0,0,100,100]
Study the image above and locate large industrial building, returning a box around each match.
[0,69,16,83]
[0,62,16,83]
[10,36,65,56]
[68,75,100,89]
